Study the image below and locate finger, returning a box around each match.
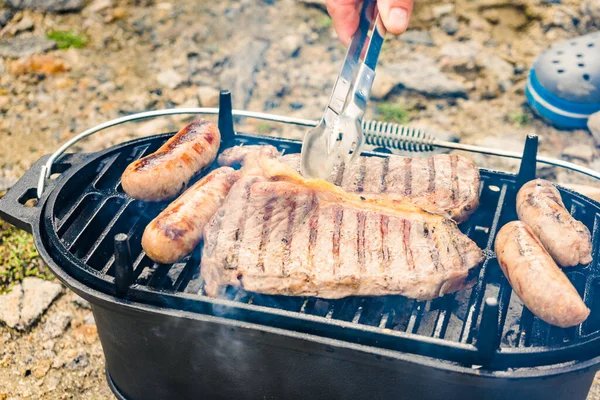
[377,0,413,35]
[326,0,363,46]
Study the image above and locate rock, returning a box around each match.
[439,41,480,70]
[432,4,455,18]
[440,15,459,35]
[157,69,183,89]
[562,144,595,162]
[12,15,34,34]
[0,36,56,58]
[5,0,86,12]
[197,86,220,107]
[10,55,70,75]
[581,0,600,26]
[31,359,52,378]
[220,38,270,110]
[83,312,95,326]
[65,353,90,370]
[279,35,302,58]
[71,294,91,309]
[42,311,73,339]
[0,9,14,28]
[73,324,97,344]
[84,0,113,13]
[0,278,63,331]
[372,54,468,99]
[0,177,17,191]
[478,52,513,84]
[589,111,600,144]
[400,30,435,46]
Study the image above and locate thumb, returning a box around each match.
[377,0,414,35]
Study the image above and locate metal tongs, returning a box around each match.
[300,0,386,179]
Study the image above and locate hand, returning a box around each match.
[326,0,414,46]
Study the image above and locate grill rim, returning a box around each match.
[2,131,600,373]
[30,132,600,368]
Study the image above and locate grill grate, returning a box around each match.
[38,132,600,370]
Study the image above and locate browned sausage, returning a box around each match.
[516,179,592,267]
[142,167,240,264]
[122,119,220,202]
[495,221,589,328]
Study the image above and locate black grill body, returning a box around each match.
[2,101,600,399]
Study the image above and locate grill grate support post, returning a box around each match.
[114,233,134,298]
[517,133,539,189]
[476,297,501,366]
[218,90,236,146]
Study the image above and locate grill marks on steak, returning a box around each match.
[217,145,480,223]
[201,159,484,300]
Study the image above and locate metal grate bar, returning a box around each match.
[460,183,509,344]
[82,200,133,264]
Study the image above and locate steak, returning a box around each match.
[201,157,484,300]
[218,145,480,223]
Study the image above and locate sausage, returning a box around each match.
[122,119,220,202]
[495,221,589,328]
[516,179,592,267]
[142,167,240,264]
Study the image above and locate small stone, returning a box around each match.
[82,312,95,326]
[0,278,63,330]
[197,86,220,107]
[432,3,455,18]
[479,53,514,82]
[581,0,600,26]
[42,311,73,339]
[84,0,113,13]
[589,111,600,144]
[31,359,52,378]
[12,16,34,34]
[440,41,480,61]
[440,15,459,35]
[563,144,595,162]
[372,54,467,99]
[71,294,91,309]
[400,30,435,46]
[65,353,89,370]
[0,9,14,28]
[73,324,98,344]
[0,36,56,58]
[10,55,70,76]
[279,35,301,58]
[5,0,86,12]
[157,69,183,89]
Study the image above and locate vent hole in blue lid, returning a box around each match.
[553,60,560,64]
[589,43,595,48]
[578,63,585,67]
[577,53,583,58]
[583,74,590,81]
[558,69,565,73]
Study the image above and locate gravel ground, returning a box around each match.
[0,0,599,398]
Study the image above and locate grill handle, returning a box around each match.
[0,153,91,233]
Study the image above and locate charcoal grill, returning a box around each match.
[1,91,600,400]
